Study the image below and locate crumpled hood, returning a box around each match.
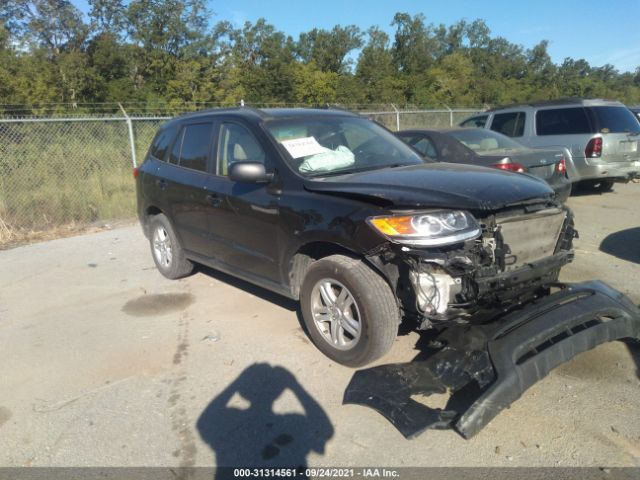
[304,162,555,210]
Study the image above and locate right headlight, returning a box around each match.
[367,210,481,247]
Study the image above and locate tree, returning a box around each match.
[88,0,126,36]
[126,0,209,54]
[0,9,639,111]
[0,0,88,55]
[391,13,435,74]
[356,27,404,103]
[297,25,363,74]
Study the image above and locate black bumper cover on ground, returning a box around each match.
[343,281,640,439]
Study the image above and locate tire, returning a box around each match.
[148,213,194,279]
[580,179,614,192]
[596,180,615,192]
[299,254,399,367]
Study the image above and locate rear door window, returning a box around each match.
[169,123,214,172]
[490,112,525,137]
[536,108,594,135]
[397,134,437,158]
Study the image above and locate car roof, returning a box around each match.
[397,127,473,134]
[163,107,359,128]
[487,97,625,112]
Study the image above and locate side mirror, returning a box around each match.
[229,162,273,184]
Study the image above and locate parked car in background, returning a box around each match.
[136,107,575,367]
[396,128,571,202]
[459,114,489,128]
[459,98,640,191]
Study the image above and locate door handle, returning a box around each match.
[206,193,223,207]
[156,179,168,190]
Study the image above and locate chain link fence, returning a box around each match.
[0,106,484,247]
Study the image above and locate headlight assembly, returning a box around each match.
[367,211,481,247]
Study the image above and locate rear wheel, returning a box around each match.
[299,255,399,367]
[149,214,194,279]
[580,179,614,192]
[596,179,615,192]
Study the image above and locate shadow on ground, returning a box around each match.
[569,181,616,197]
[196,265,298,311]
[599,227,640,264]
[196,265,311,337]
[197,363,333,476]
[624,340,640,380]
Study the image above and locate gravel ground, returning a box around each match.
[0,183,638,469]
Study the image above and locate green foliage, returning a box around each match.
[0,6,638,112]
[297,25,363,74]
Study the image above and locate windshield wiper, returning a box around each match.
[306,163,408,178]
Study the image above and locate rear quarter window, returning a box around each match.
[536,108,594,135]
[491,112,525,137]
[460,115,488,128]
[586,106,640,133]
[149,125,178,161]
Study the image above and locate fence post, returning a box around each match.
[391,104,400,131]
[119,103,138,168]
[444,104,454,126]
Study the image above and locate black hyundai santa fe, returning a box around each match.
[136,108,576,367]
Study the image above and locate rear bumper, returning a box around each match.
[571,157,640,182]
[344,280,640,439]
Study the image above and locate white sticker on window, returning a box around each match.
[280,136,327,159]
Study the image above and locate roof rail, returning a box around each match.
[488,97,619,112]
[238,104,269,118]
[322,104,360,116]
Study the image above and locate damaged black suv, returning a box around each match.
[136,108,576,367]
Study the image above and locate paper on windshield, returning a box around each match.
[281,136,327,159]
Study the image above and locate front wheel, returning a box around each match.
[299,255,399,367]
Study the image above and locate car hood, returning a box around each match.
[303,163,555,211]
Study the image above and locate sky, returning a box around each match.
[73,0,640,73]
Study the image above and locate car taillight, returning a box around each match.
[132,167,139,178]
[491,162,526,173]
[556,158,567,175]
[585,137,602,158]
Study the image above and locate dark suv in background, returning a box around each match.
[460,98,640,191]
[136,108,575,367]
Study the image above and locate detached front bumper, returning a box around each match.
[344,280,640,439]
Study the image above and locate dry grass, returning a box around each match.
[0,118,162,249]
[0,217,137,250]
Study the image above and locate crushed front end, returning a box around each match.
[367,200,578,329]
[352,202,640,438]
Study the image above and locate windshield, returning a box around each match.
[447,129,526,155]
[264,117,425,177]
